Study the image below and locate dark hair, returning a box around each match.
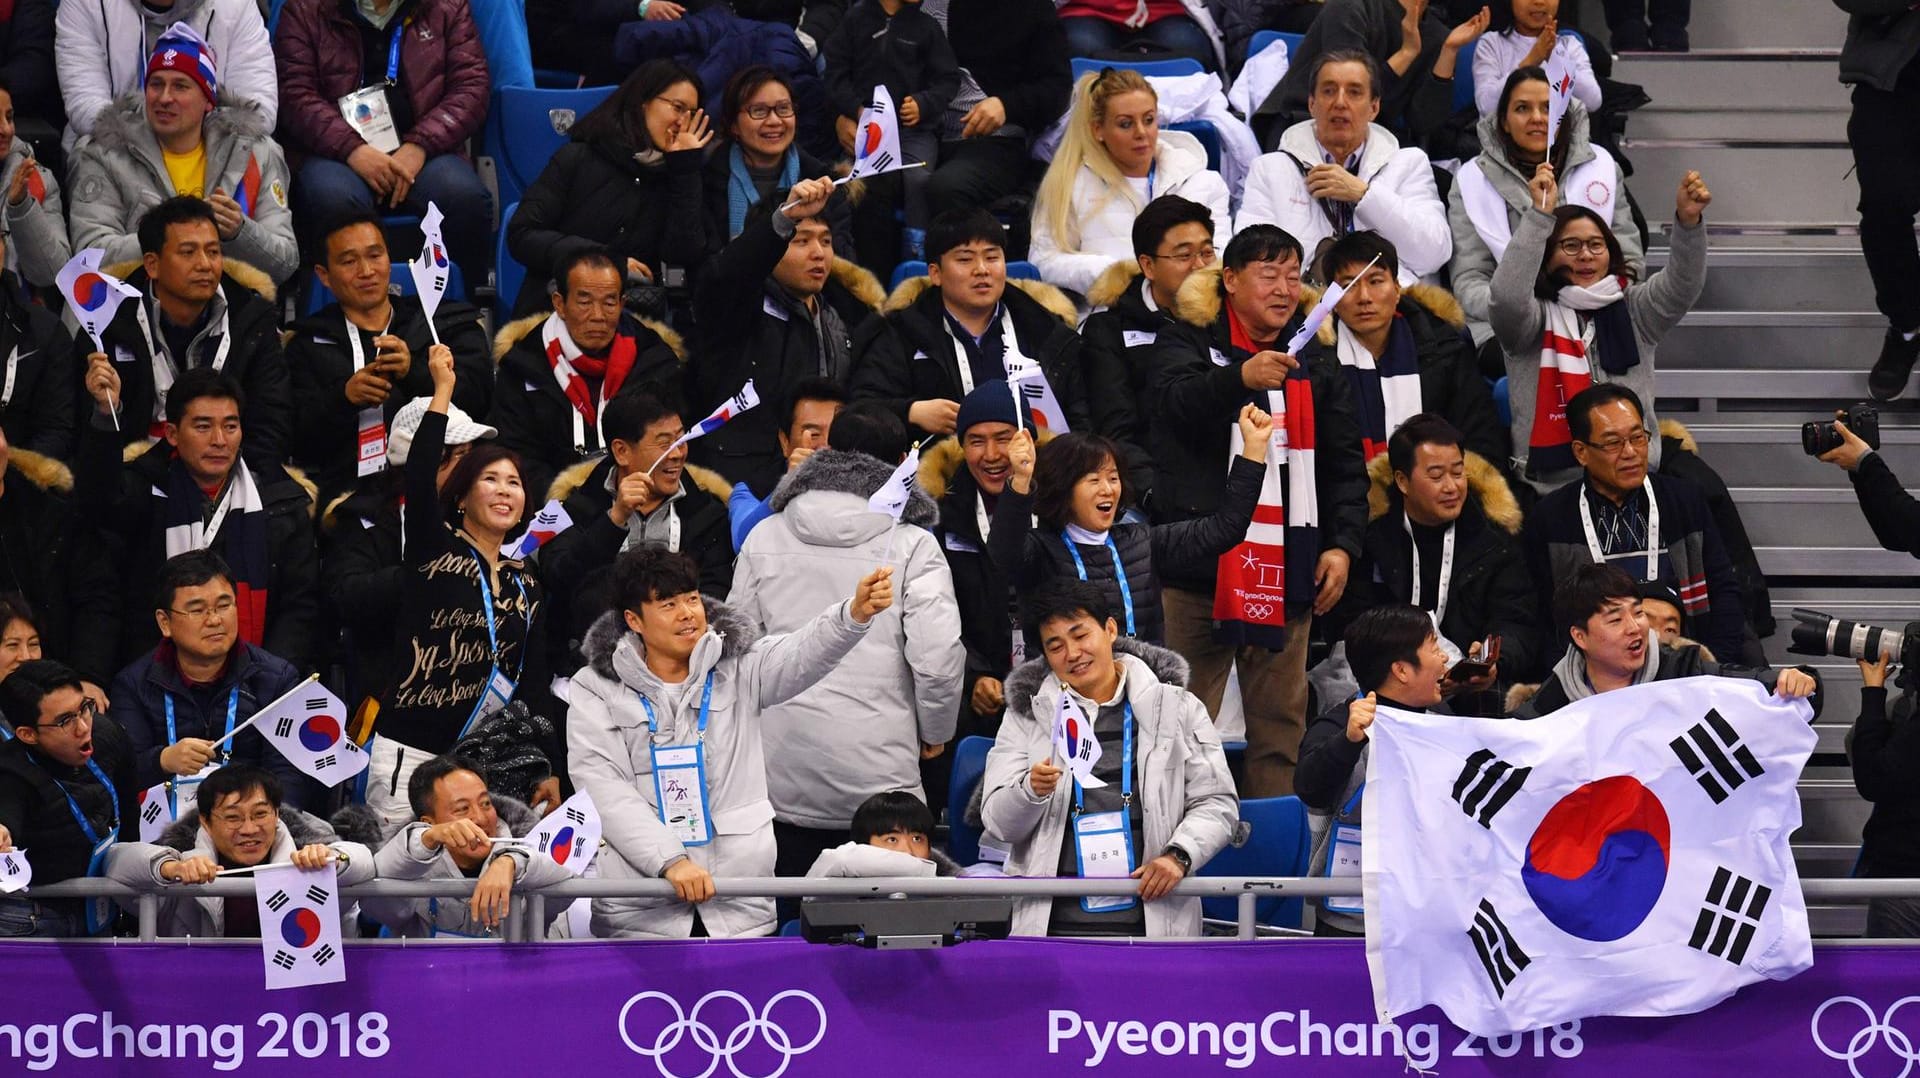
[154,549,233,613]
[165,366,245,425]
[1131,195,1215,259]
[1321,230,1401,284]
[137,195,219,257]
[926,208,1006,263]
[0,594,41,637]
[194,763,283,819]
[407,753,488,819]
[1386,413,1465,478]
[850,790,935,844]
[721,64,792,123]
[782,377,848,433]
[828,401,910,463]
[552,246,623,298]
[571,59,702,152]
[601,386,683,446]
[1565,383,1644,445]
[438,444,527,528]
[316,210,389,264]
[1554,562,1639,639]
[1222,224,1303,272]
[0,659,82,730]
[1031,432,1131,531]
[1494,65,1570,172]
[1307,48,1381,100]
[612,546,703,611]
[1023,579,1112,635]
[1345,605,1436,694]
[1533,205,1629,298]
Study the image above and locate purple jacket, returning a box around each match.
[273,0,491,161]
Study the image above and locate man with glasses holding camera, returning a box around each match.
[1522,383,1750,670]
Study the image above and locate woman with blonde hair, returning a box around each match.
[1030,68,1230,296]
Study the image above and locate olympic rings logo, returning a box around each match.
[619,989,827,1078]
[1811,996,1920,1078]
[1242,602,1275,620]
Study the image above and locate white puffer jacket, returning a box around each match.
[1031,128,1231,296]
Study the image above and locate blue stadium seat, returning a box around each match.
[1167,120,1222,172]
[482,85,617,215]
[1199,796,1310,929]
[1492,375,1511,428]
[779,918,804,937]
[1070,57,1206,83]
[302,244,468,318]
[1246,30,1304,63]
[1007,260,1041,281]
[946,736,994,866]
[496,201,526,321]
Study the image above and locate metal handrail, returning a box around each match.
[21,876,1920,943]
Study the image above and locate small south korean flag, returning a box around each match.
[506,499,573,560]
[256,683,369,786]
[0,849,31,893]
[254,862,346,990]
[1051,691,1105,788]
[527,792,602,877]
[137,781,176,843]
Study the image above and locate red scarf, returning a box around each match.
[546,333,640,429]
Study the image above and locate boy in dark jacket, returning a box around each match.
[822,0,959,247]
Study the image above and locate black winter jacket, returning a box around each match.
[506,138,709,317]
[1851,686,1920,878]
[1142,268,1369,595]
[1069,263,1160,496]
[689,211,883,497]
[822,0,960,121]
[987,454,1268,646]
[318,482,407,705]
[920,439,1014,740]
[0,450,118,683]
[943,0,1071,133]
[700,142,854,253]
[286,297,492,503]
[0,717,137,923]
[0,278,75,459]
[849,276,1096,439]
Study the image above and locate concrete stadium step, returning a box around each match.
[1645,247,1871,312]
[1621,139,1856,229]
[1657,312,1883,369]
[1681,3,1848,50]
[1658,423,1920,490]
[1617,52,1849,142]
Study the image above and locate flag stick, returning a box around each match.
[777,163,928,212]
[424,317,442,347]
[880,518,900,566]
[215,852,340,877]
[208,673,322,750]
[88,329,122,431]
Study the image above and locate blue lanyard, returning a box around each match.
[1062,531,1136,636]
[1339,780,1365,819]
[32,755,119,847]
[164,686,239,756]
[468,547,530,683]
[638,671,717,741]
[1072,700,1133,813]
[385,20,408,84]
[1145,162,1157,201]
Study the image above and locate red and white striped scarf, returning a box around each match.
[1212,305,1321,650]
[1530,277,1627,475]
[540,313,640,452]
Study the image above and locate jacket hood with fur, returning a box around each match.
[1365,449,1523,535]
[580,598,762,683]
[882,274,1081,329]
[1003,637,1192,716]
[491,310,688,365]
[1314,283,1464,346]
[1172,265,1323,333]
[769,447,938,530]
[8,449,72,495]
[1087,261,1145,310]
[88,91,275,154]
[545,453,732,507]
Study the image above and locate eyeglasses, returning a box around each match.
[1554,237,1610,257]
[652,97,695,118]
[742,101,794,121]
[1149,245,1214,268]
[1577,430,1652,457]
[170,597,238,621]
[40,696,98,733]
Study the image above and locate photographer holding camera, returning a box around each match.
[1816,405,1920,557]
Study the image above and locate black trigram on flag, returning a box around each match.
[1451,749,1531,828]
[565,807,586,826]
[1670,709,1764,803]
[305,697,326,711]
[315,754,337,771]
[868,97,889,115]
[1689,866,1771,964]
[141,800,164,825]
[271,950,296,970]
[313,944,337,966]
[275,717,294,738]
[867,151,896,173]
[305,885,331,905]
[265,889,290,913]
[4,859,18,876]
[1467,899,1531,997]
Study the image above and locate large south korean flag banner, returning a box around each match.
[1363,675,1816,1036]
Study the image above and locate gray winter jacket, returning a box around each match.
[1489,205,1706,490]
[1836,0,1920,90]
[103,807,374,938]
[981,638,1237,938]
[362,794,575,938]
[67,93,297,283]
[1,143,67,288]
[728,449,964,829]
[566,596,871,939]
[1445,102,1643,323]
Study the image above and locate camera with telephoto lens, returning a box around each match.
[1802,403,1880,457]
[1788,608,1920,687]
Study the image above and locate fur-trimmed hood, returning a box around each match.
[827,256,886,312]
[1171,265,1323,334]
[1365,449,1523,535]
[88,90,276,155]
[580,597,763,683]
[8,448,72,494]
[1087,261,1144,310]
[545,453,732,506]
[156,804,340,853]
[769,447,938,529]
[1313,284,1465,346]
[883,274,1080,329]
[491,310,687,365]
[915,431,1054,502]
[103,257,278,305]
[1003,637,1192,716]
